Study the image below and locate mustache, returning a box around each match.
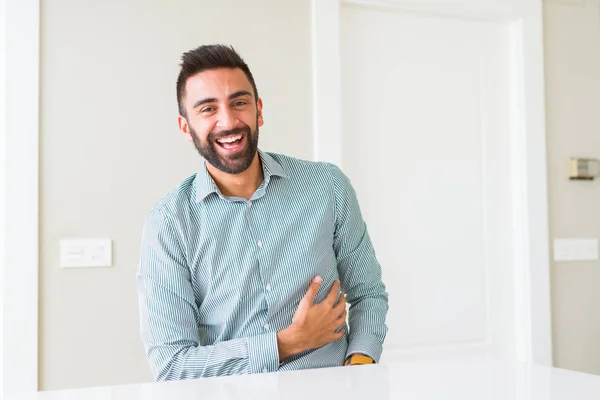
[208,126,251,141]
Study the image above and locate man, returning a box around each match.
[138,44,388,381]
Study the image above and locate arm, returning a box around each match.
[329,164,389,363]
[137,209,279,380]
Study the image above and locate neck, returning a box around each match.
[205,153,263,200]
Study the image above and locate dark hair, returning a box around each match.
[176,44,259,117]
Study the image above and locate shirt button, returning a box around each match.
[264,323,270,330]
[248,201,252,207]
[257,240,263,248]
[266,283,272,292]
[262,368,268,373]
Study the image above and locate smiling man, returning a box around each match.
[137,44,388,380]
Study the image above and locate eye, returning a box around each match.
[200,106,215,114]
[233,101,247,107]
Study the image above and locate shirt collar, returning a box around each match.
[195,149,288,203]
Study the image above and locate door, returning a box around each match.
[312,0,552,363]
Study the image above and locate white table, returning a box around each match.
[8,357,600,400]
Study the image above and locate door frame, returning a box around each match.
[0,0,40,396]
[311,0,553,366]
[0,0,552,395]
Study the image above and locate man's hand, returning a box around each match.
[276,276,346,362]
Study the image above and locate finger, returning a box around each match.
[333,293,346,313]
[332,308,347,327]
[334,311,347,326]
[302,275,322,304]
[333,329,345,340]
[335,308,347,322]
[325,280,341,305]
[321,326,344,346]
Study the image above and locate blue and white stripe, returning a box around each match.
[137,150,388,380]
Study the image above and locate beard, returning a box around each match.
[190,122,259,175]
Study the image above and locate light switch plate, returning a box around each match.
[60,239,112,268]
[569,158,600,180]
[553,238,598,262]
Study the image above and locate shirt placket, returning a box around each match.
[244,199,273,335]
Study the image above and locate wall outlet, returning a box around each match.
[60,239,112,268]
[569,158,600,180]
[553,238,598,262]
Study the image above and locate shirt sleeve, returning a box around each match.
[329,163,389,362]
[137,208,280,380]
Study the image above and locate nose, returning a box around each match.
[216,107,238,131]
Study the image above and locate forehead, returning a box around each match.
[184,68,253,104]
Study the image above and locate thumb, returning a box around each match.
[302,275,322,304]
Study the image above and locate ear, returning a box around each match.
[178,115,193,142]
[257,98,264,127]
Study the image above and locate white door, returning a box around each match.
[312,0,552,364]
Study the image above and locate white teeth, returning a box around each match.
[217,134,242,144]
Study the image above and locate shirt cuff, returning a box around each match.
[346,333,383,363]
[247,332,280,373]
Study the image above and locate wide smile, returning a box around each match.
[215,133,245,153]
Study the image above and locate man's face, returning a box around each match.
[178,68,263,174]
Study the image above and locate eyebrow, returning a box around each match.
[192,90,253,109]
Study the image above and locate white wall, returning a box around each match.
[544,0,600,375]
[39,0,312,390]
[0,0,6,393]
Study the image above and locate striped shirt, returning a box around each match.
[137,150,388,380]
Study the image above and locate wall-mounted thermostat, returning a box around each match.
[569,158,600,180]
